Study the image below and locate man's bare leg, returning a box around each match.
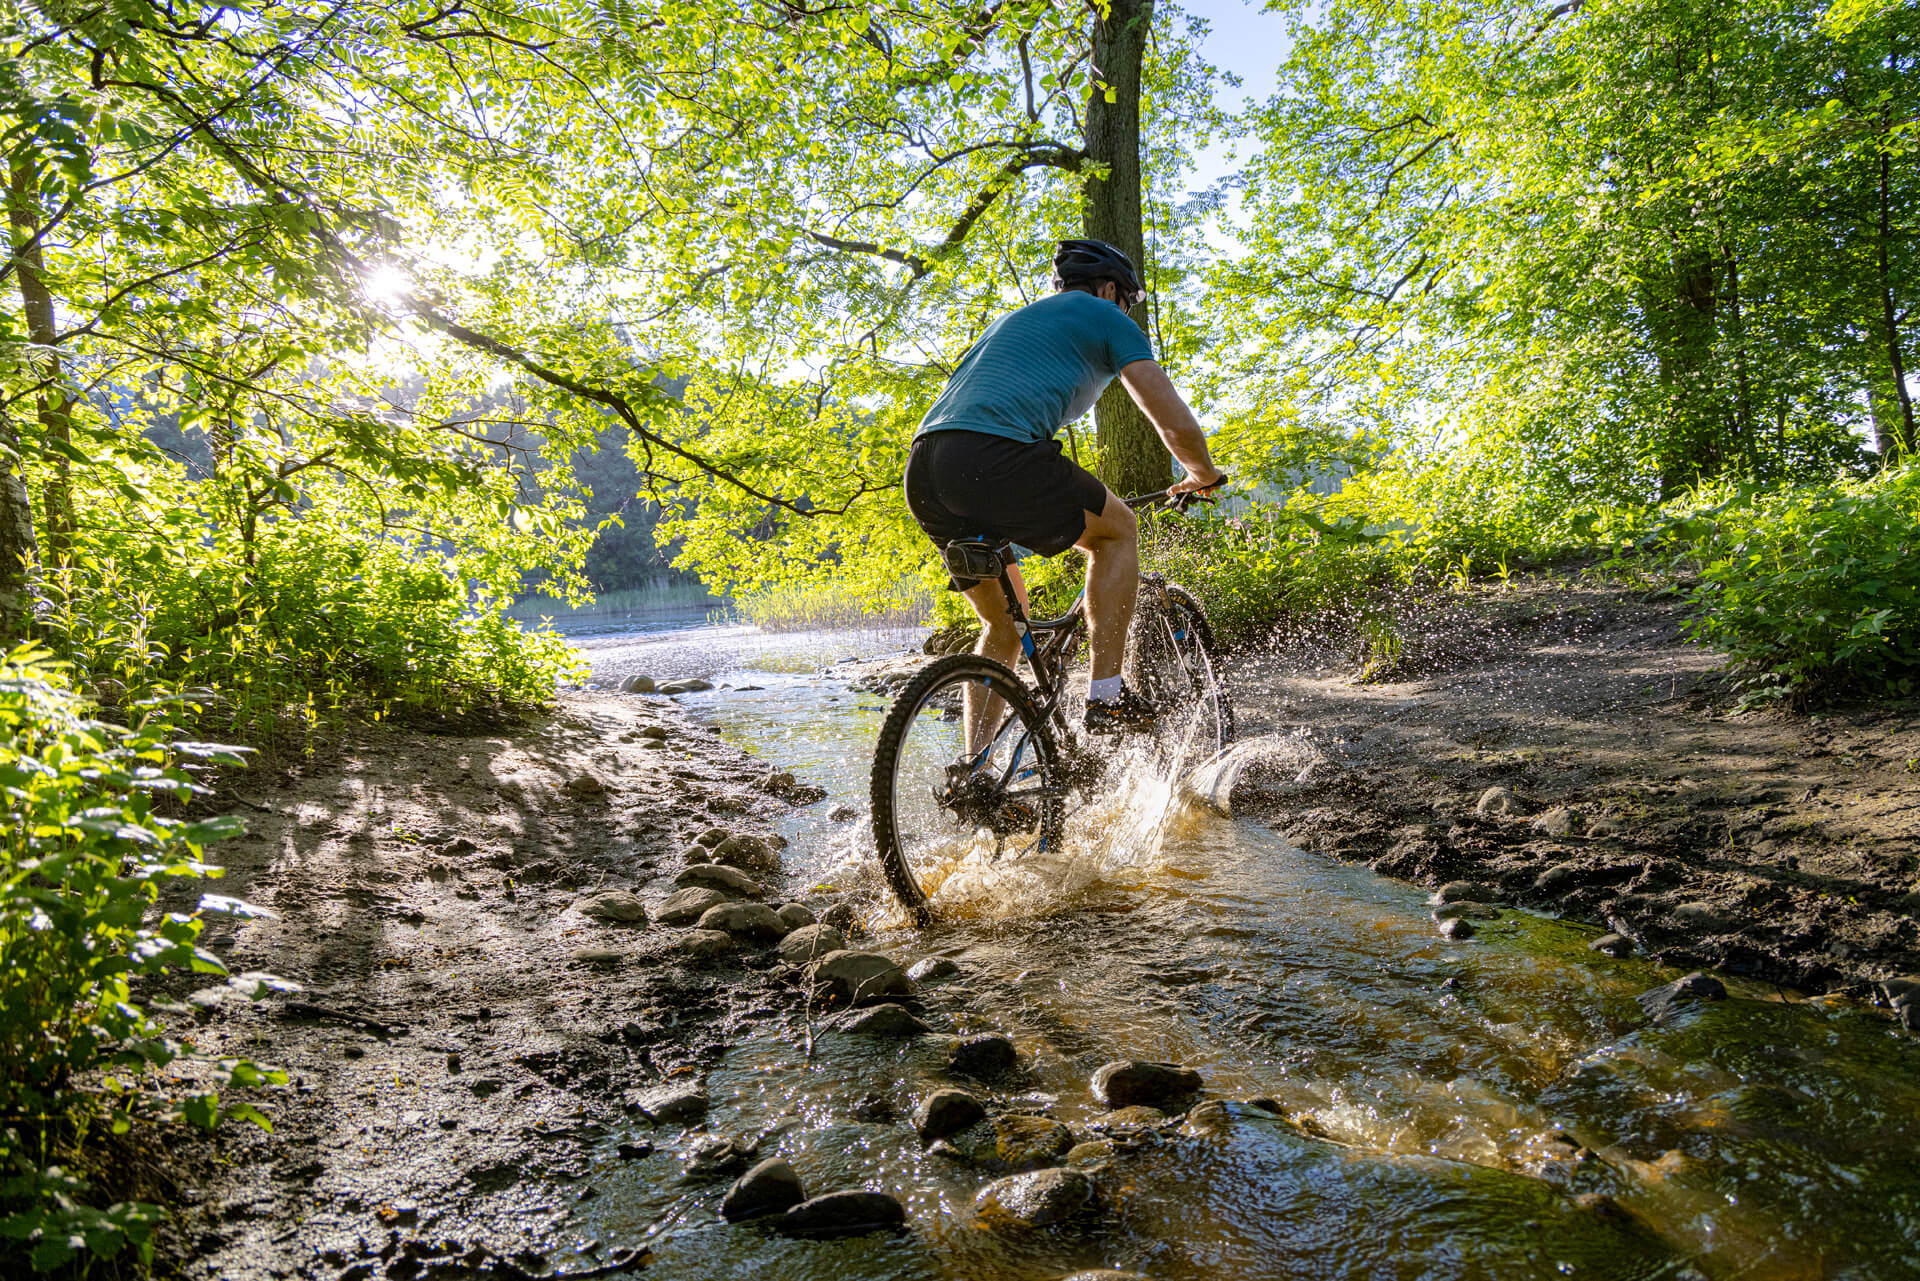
[1075,490,1139,683]
[960,567,1029,756]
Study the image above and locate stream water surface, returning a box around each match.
[572,623,1919,1281]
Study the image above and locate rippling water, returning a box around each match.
[573,625,1920,1280]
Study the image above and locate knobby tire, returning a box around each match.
[869,653,1062,925]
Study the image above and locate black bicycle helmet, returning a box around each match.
[1052,238,1146,307]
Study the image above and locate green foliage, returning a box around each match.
[1216,0,1915,495]
[32,454,584,751]
[738,579,931,634]
[0,648,285,1272]
[1662,467,1920,705]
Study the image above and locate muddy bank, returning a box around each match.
[1218,575,1920,1008]
[151,692,895,1277]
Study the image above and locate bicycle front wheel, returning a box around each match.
[869,654,1064,924]
[1129,581,1234,756]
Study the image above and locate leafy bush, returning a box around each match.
[0,648,283,1272]
[1665,469,1920,706]
[40,472,584,754]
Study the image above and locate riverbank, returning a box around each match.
[1222,573,1919,1006]
[135,584,1920,1280]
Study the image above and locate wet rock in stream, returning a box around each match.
[712,834,781,875]
[906,956,960,983]
[777,1189,907,1239]
[720,1157,805,1221]
[1880,976,1919,1030]
[657,886,731,925]
[626,1084,709,1125]
[674,864,766,897]
[1636,972,1727,1023]
[676,928,735,961]
[1432,900,1502,922]
[1090,1060,1202,1110]
[833,1002,931,1037]
[1590,931,1635,958]
[948,1033,1018,1080]
[810,950,910,1004]
[695,901,788,941]
[777,923,846,964]
[973,1167,1104,1230]
[683,1134,758,1180]
[915,1088,986,1141]
[775,902,815,930]
[1090,1105,1168,1132]
[950,1115,1076,1172]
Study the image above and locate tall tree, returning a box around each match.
[1213,0,1915,507]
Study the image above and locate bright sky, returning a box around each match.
[1175,0,1294,239]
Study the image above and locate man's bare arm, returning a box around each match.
[1118,360,1225,491]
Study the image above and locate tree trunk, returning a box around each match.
[1873,143,1915,459]
[1648,241,1722,499]
[1082,0,1168,498]
[8,154,72,570]
[1719,239,1756,473]
[1,156,45,638]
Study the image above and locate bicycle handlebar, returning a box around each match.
[1123,474,1230,513]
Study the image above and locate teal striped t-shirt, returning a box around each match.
[915,290,1155,444]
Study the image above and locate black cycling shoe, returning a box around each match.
[1082,686,1157,736]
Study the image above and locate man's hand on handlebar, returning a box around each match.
[1124,472,1230,512]
[1168,464,1227,497]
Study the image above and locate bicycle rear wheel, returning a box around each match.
[1128,580,1234,755]
[869,654,1064,923]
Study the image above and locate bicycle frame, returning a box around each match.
[944,483,1223,799]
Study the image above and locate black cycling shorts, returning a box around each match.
[904,430,1111,587]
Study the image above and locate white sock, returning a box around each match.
[1088,675,1123,703]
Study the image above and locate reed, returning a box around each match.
[736,581,932,633]
[507,582,722,623]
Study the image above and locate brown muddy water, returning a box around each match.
[574,624,1920,1280]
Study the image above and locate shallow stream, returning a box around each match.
[574,624,1920,1280]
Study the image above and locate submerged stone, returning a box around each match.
[720,1157,805,1221]
[906,956,960,983]
[777,1189,906,1239]
[1090,1060,1201,1109]
[1637,972,1727,1023]
[835,1003,931,1037]
[1590,932,1635,958]
[973,1167,1103,1230]
[949,1033,1017,1080]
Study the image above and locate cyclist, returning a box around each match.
[904,238,1224,737]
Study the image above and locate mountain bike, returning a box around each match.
[868,487,1233,923]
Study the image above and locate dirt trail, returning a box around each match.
[154,693,839,1279]
[1224,576,1920,1003]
